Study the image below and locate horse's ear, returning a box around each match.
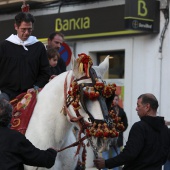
[72,55,78,71]
[72,55,84,79]
[93,55,109,78]
[71,53,76,70]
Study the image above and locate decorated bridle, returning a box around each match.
[61,53,125,168]
[66,53,124,137]
[79,67,110,124]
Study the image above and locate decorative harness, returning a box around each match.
[58,53,125,169]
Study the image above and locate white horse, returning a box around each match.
[24,54,117,170]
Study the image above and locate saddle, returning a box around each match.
[10,91,39,134]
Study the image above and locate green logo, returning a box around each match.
[138,0,148,17]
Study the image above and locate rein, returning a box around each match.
[36,137,88,170]
[57,135,87,153]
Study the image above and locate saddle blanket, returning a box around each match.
[10,91,38,134]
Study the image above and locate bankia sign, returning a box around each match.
[0,3,159,41]
[124,0,160,32]
[54,5,137,40]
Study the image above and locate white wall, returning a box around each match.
[160,9,170,122]
[131,9,170,123]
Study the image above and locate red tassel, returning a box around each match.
[21,1,29,12]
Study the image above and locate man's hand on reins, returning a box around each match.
[93,157,106,170]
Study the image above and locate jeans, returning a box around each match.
[164,160,170,170]
[102,147,120,170]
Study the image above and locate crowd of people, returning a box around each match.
[0,11,170,170]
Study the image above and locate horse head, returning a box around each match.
[66,53,125,157]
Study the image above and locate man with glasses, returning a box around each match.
[0,12,50,101]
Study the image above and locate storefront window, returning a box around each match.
[97,51,125,79]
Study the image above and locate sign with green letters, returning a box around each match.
[0,3,160,41]
[124,0,159,32]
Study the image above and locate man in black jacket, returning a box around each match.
[0,12,50,101]
[0,99,57,170]
[94,93,170,170]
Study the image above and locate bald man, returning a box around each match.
[94,93,170,170]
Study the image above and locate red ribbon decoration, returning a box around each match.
[21,0,29,12]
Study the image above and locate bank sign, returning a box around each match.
[0,2,159,41]
[53,5,138,40]
[125,0,159,32]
